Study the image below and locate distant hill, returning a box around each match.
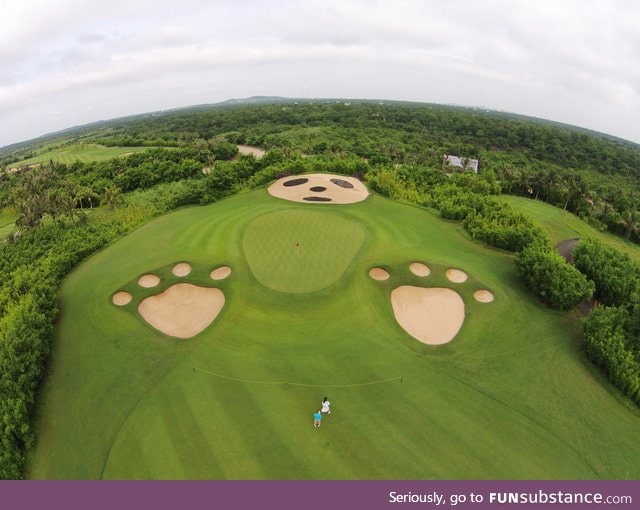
[3,97,640,186]
[3,96,637,156]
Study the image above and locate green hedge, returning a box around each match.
[584,306,640,404]
[515,243,595,310]
[572,238,640,307]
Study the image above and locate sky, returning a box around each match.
[1,0,639,148]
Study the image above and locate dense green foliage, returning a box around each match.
[584,307,640,405]
[515,243,595,310]
[573,238,640,307]
[36,101,639,178]
[574,238,640,404]
[0,224,117,478]
[4,101,640,245]
[464,203,547,252]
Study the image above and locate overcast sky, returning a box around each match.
[2,0,639,148]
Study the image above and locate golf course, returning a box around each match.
[11,143,153,167]
[26,175,640,479]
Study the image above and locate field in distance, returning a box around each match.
[10,143,154,167]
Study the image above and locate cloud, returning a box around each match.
[1,0,639,147]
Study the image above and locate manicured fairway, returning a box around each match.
[27,187,640,479]
[496,195,640,262]
[12,143,152,166]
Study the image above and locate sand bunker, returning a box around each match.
[446,269,468,283]
[369,267,390,281]
[138,274,160,288]
[138,283,225,339]
[172,262,192,277]
[112,291,132,306]
[210,266,232,280]
[268,173,369,204]
[409,262,431,277]
[237,145,265,159]
[391,286,465,345]
[474,290,494,303]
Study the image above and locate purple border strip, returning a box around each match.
[2,480,639,510]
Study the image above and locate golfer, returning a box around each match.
[321,396,331,414]
[313,410,322,428]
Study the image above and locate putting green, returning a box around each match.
[27,185,640,480]
[243,209,366,293]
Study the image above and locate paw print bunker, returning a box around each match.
[112,263,231,339]
[370,263,494,345]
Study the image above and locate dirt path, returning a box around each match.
[556,238,580,264]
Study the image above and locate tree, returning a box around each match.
[572,238,640,307]
[76,185,98,210]
[617,209,640,240]
[9,168,58,230]
[101,185,123,210]
[584,306,640,405]
[59,182,80,225]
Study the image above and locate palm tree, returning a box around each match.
[562,173,586,211]
[617,209,640,240]
[10,169,51,229]
[518,169,535,198]
[60,184,80,225]
[77,185,98,210]
[541,167,559,203]
[101,185,123,210]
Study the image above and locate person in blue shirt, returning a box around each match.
[313,410,322,428]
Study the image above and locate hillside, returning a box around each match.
[4,98,640,180]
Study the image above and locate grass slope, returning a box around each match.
[495,195,640,262]
[28,189,640,479]
[12,143,151,166]
[0,207,17,239]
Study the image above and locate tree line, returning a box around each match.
[4,102,640,245]
[574,239,640,404]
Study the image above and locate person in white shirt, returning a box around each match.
[321,396,331,414]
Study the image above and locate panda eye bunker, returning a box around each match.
[267,173,369,204]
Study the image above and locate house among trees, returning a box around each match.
[443,154,479,173]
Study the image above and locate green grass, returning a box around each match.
[27,188,640,479]
[0,207,17,239]
[243,208,366,293]
[496,195,640,262]
[11,143,152,166]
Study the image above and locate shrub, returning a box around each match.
[515,243,595,310]
[464,203,548,252]
[584,306,640,404]
[572,238,640,307]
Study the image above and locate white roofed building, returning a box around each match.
[443,154,479,173]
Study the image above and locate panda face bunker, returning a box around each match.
[267,173,369,204]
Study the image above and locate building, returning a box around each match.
[443,154,479,173]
